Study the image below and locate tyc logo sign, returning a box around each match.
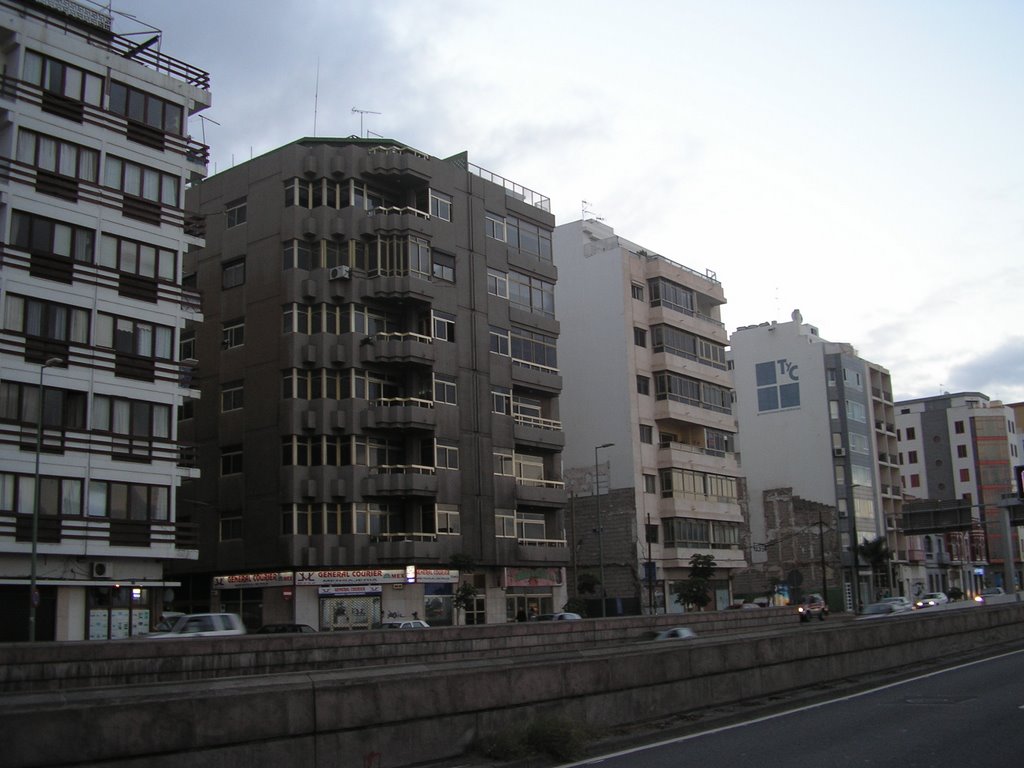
[756,359,800,412]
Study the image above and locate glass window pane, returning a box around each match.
[161,174,178,207]
[144,94,163,128]
[83,73,102,106]
[142,167,159,201]
[138,245,156,277]
[79,149,98,182]
[38,136,57,171]
[124,163,141,196]
[52,224,72,257]
[108,82,127,114]
[24,51,43,86]
[164,103,182,135]
[87,481,107,517]
[99,236,117,268]
[63,67,82,100]
[16,130,36,165]
[157,249,175,280]
[127,89,145,122]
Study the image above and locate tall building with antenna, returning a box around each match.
[0,0,211,640]
[176,137,567,628]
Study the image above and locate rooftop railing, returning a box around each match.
[467,162,550,212]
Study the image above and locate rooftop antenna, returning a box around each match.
[352,107,381,138]
[582,199,604,222]
[313,58,320,137]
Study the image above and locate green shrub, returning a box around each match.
[475,715,591,761]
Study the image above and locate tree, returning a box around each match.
[673,553,717,610]
[577,572,600,595]
[857,536,891,597]
[452,581,478,625]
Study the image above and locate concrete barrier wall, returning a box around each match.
[0,609,797,692]
[3,605,1023,768]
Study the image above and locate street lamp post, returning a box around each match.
[818,506,828,608]
[594,442,613,618]
[29,356,64,642]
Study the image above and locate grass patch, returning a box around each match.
[475,715,591,762]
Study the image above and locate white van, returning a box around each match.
[145,612,246,637]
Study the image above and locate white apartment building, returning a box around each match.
[554,219,745,614]
[0,0,210,640]
[730,311,898,612]
[896,392,1022,595]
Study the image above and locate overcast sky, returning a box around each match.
[110,0,1024,404]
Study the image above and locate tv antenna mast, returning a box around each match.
[582,199,604,222]
[352,107,381,138]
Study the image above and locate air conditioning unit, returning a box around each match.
[328,265,351,281]
[833,448,846,457]
[91,561,114,579]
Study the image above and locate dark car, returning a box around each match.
[797,594,829,622]
[254,623,317,634]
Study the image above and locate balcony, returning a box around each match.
[657,440,737,474]
[364,397,436,431]
[360,146,432,181]
[359,332,434,366]
[363,465,437,497]
[516,536,569,564]
[513,414,565,450]
[358,206,432,237]
[514,477,565,507]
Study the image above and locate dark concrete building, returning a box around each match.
[177,138,568,628]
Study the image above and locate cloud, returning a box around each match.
[945,338,1024,403]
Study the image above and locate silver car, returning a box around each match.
[146,612,247,637]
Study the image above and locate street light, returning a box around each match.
[594,442,613,618]
[29,356,64,642]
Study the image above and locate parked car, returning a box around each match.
[856,602,901,620]
[146,612,246,637]
[641,627,697,641]
[725,602,762,610]
[878,596,913,612]
[381,619,430,629]
[797,594,829,622]
[914,592,949,609]
[533,612,582,621]
[254,623,317,634]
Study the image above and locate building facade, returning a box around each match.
[0,0,210,640]
[896,392,1022,595]
[554,219,745,614]
[730,311,898,611]
[178,138,568,629]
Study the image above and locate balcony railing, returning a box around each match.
[518,535,567,547]
[513,414,562,431]
[515,477,565,489]
[467,162,550,212]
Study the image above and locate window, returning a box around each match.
[755,360,800,412]
[180,331,196,361]
[0,382,86,429]
[510,327,557,370]
[910,474,921,488]
[98,233,176,280]
[87,481,168,520]
[648,277,694,315]
[640,424,653,444]
[2,471,83,517]
[643,474,657,494]
[485,211,506,241]
[959,468,970,482]
[434,374,457,405]
[651,325,727,369]
[222,258,245,289]
[221,383,244,412]
[221,446,243,476]
[633,327,647,347]
[222,320,245,350]
[436,504,460,535]
[23,50,103,107]
[282,240,314,270]
[434,441,460,470]
[225,198,247,228]
[94,314,173,358]
[108,80,183,134]
[429,190,452,221]
[489,326,510,356]
[492,386,511,415]
[432,310,456,342]
[495,509,516,538]
[494,452,514,476]
[487,269,508,298]
[908,450,918,463]
[956,445,968,458]
[655,370,732,414]
[93,395,170,439]
[219,511,243,541]
[432,251,455,282]
[631,283,645,301]
[11,210,94,263]
[845,400,867,423]
[103,155,180,207]
[954,420,965,435]
[509,271,555,317]
[16,129,99,187]
[282,303,311,334]
[368,234,431,278]
[636,376,650,396]
[906,427,916,440]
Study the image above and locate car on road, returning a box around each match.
[254,623,317,634]
[797,594,829,622]
[974,587,1005,604]
[146,612,247,637]
[152,611,185,632]
[533,612,582,621]
[914,592,950,609]
[878,596,913,612]
[640,627,697,641]
[856,602,902,620]
[381,619,430,629]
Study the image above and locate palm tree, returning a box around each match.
[857,536,891,598]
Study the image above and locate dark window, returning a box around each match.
[222,259,245,289]
[108,81,183,135]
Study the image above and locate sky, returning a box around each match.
[110,0,1024,403]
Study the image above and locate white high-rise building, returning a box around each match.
[730,311,899,611]
[0,0,210,640]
